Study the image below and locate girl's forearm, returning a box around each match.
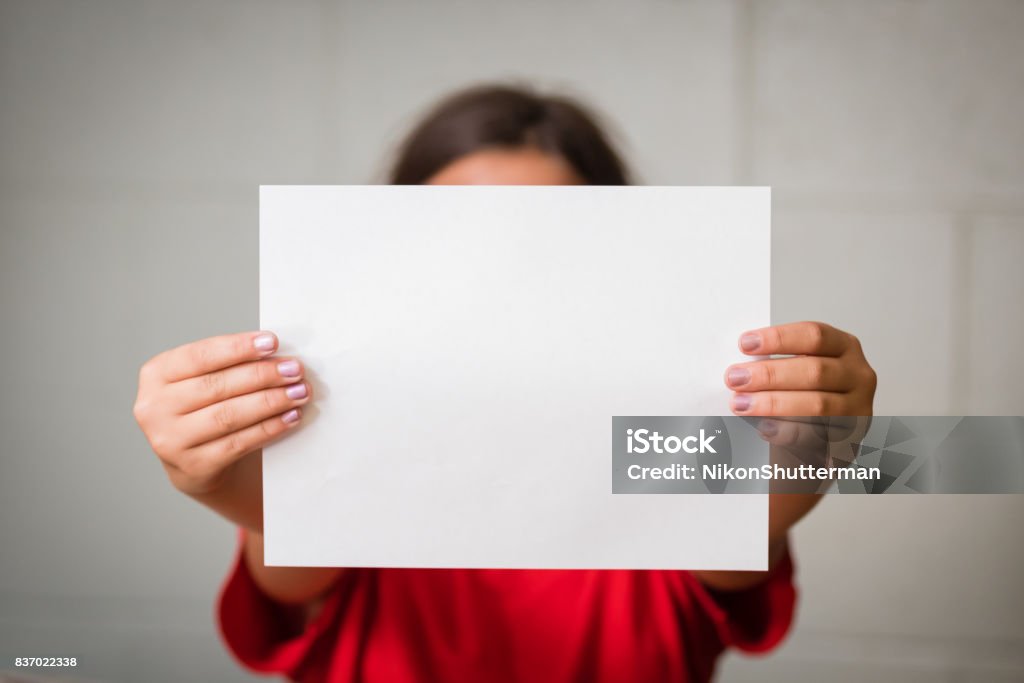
[188,451,264,532]
[190,452,344,605]
[242,530,345,605]
[691,492,820,591]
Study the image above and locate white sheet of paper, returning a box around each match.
[261,186,770,570]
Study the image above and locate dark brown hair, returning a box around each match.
[388,85,630,185]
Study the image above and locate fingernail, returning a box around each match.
[285,383,307,400]
[759,419,778,437]
[282,408,301,424]
[254,332,276,354]
[277,360,301,378]
[727,367,751,387]
[732,394,752,412]
[740,333,761,352]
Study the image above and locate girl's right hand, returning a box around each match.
[133,331,312,496]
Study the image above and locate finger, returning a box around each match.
[758,418,831,464]
[757,418,829,447]
[821,416,865,444]
[185,408,303,477]
[731,391,850,416]
[739,321,851,358]
[152,331,279,383]
[168,357,304,414]
[725,357,853,392]
[181,382,312,447]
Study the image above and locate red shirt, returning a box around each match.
[218,538,795,682]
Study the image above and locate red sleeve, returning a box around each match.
[688,548,797,653]
[215,531,350,680]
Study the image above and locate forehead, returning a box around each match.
[427,147,584,186]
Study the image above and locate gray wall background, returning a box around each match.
[1,1,1023,681]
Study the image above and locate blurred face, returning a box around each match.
[427,147,584,186]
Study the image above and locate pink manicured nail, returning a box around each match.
[285,383,307,400]
[732,394,752,412]
[254,332,276,353]
[277,360,301,377]
[740,333,761,352]
[282,408,301,424]
[727,367,751,387]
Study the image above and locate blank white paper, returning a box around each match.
[261,186,770,570]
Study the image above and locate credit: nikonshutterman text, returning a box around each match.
[624,428,880,482]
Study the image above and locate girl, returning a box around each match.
[133,85,876,682]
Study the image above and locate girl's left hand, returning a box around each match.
[724,321,877,416]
